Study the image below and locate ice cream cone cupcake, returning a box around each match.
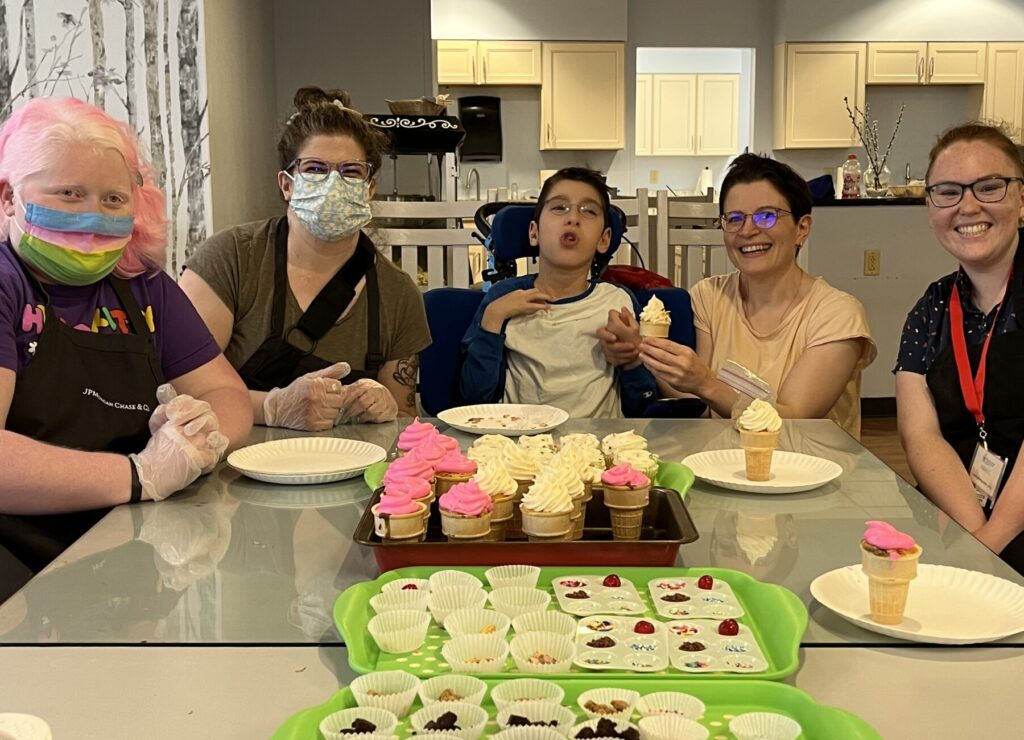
[519,470,573,542]
[502,444,541,539]
[737,399,782,481]
[860,520,922,625]
[434,449,477,496]
[612,448,660,483]
[467,434,517,466]
[601,430,648,468]
[601,464,651,540]
[396,418,438,456]
[384,475,434,530]
[382,453,436,495]
[372,488,427,542]
[639,294,671,338]
[439,480,493,541]
[474,460,519,541]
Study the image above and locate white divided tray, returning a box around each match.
[551,575,647,617]
[573,616,669,673]
[665,619,768,674]
[647,575,745,619]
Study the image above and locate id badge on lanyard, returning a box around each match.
[950,277,1009,510]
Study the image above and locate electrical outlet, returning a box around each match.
[864,249,880,276]
[649,170,659,184]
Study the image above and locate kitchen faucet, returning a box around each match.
[465,168,481,200]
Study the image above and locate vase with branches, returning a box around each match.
[844,97,905,195]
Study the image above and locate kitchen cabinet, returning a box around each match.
[634,73,738,156]
[773,43,866,149]
[984,43,1024,144]
[436,40,541,85]
[541,42,624,150]
[867,42,986,85]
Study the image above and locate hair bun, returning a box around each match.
[293,86,353,112]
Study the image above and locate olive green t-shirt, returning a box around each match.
[185,217,430,375]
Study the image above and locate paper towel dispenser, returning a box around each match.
[458,96,502,163]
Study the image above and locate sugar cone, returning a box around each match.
[507,487,528,539]
[435,471,473,496]
[740,429,779,481]
[440,508,491,541]
[373,502,427,541]
[861,544,922,624]
[639,321,670,338]
[520,505,572,542]
[603,485,649,540]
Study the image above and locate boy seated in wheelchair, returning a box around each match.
[459,167,656,417]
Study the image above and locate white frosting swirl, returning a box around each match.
[547,458,585,499]
[613,449,660,476]
[468,434,516,465]
[559,433,601,451]
[738,399,782,433]
[521,470,573,513]
[639,295,671,324]
[601,430,649,460]
[501,443,539,480]
[472,460,519,499]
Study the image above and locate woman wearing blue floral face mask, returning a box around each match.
[181,87,430,431]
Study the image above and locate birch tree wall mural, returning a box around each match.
[0,0,211,273]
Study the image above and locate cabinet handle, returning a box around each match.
[472,57,476,83]
[917,58,924,83]
[482,57,487,82]
[546,124,552,146]
[928,57,934,81]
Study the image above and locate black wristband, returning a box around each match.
[128,458,142,504]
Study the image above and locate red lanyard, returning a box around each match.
[948,275,1008,430]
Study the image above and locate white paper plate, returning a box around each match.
[438,403,569,436]
[227,437,387,485]
[0,714,52,740]
[810,564,1024,644]
[682,449,842,494]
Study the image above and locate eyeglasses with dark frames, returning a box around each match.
[925,176,1024,208]
[544,199,604,220]
[288,158,374,183]
[719,207,793,233]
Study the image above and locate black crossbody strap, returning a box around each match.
[293,235,375,343]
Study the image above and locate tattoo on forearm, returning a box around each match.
[393,356,419,411]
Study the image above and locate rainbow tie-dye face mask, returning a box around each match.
[15,201,134,286]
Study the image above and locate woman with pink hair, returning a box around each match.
[0,97,251,598]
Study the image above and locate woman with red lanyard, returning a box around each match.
[0,98,251,601]
[895,123,1024,573]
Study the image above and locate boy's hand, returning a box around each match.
[639,336,712,394]
[597,307,642,369]
[481,288,552,333]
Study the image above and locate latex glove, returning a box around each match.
[130,384,229,500]
[263,362,351,431]
[337,378,399,424]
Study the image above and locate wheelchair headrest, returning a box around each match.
[475,202,626,262]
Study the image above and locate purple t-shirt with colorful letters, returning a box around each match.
[0,241,220,380]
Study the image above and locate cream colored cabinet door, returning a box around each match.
[867,42,926,84]
[478,42,541,85]
[541,42,624,150]
[984,43,1024,144]
[437,40,478,85]
[774,43,866,149]
[697,74,739,155]
[651,74,696,155]
[928,42,987,84]
[635,74,652,155]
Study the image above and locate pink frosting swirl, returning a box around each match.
[435,450,477,475]
[409,438,447,467]
[376,490,421,516]
[601,463,651,489]
[385,475,433,502]
[863,520,916,556]
[382,454,434,485]
[397,418,439,452]
[439,480,494,517]
[436,434,460,453]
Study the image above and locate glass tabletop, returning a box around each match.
[1,417,1021,648]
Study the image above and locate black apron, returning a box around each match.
[236,217,383,392]
[1,272,163,574]
[926,248,1024,572]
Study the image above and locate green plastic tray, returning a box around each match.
[334,566,806,681]
[271,676,881,739]
[364,460,695,500]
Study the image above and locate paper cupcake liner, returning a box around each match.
[369,589,429,614]
[489,728,565,740]
[635,691,705,720]
[318,706,399,737]
[729,712,802,740]
[511,610,576,638]
[488,587,552,619]
[410,700,489,740]
[485,565,542,590]
[381,578,430,593]
[509,631,575,674]
[570,718,639,739]
[417,674,488,707]
[490,678,566,712]
[367,610,431,653]
[349,670,420,718]
[638,714,710,740]
[496,700,577,733]
[444,608,512,639]
[428,586,488,628]
[441,634,510,674]
[429,570,484,591]
[577,687,641,720]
